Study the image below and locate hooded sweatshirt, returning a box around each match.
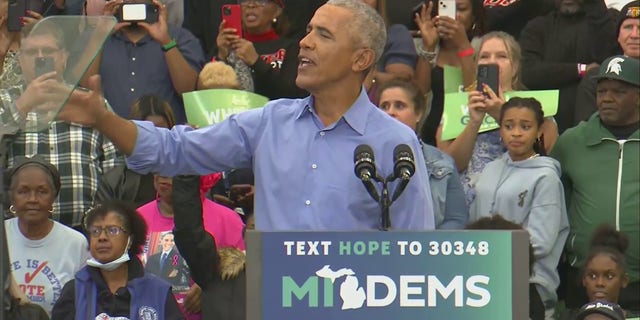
[470,153,569,308]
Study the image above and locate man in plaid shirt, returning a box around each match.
[1,21,123,228]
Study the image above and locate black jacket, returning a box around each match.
[519,1,618,132]
[95,165,156,208]
[172,175,246,320]
[485,0,554,39]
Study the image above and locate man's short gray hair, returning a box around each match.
[326,0,386,64]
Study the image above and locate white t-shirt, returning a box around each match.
[5,218,89,314]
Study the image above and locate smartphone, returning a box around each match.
[117,3,159,23]
[476,64,500,98]
[222,4,243,38]
[34,56,55,77]
[8,0,27,32]
[438,0,456,18]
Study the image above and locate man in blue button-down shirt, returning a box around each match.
[60,0,435,231]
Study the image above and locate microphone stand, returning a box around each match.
[367,172,401,232]
[360,167,412,231]
[378,174,395,231]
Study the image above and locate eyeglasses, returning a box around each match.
[625,6,639,18]
[88,225,127,238]
[20,46,61,58]
[238,0,272,6]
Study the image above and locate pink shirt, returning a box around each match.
[138,199,246,250]
[138,199,245,320]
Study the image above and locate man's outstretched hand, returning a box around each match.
[57,74,110,127]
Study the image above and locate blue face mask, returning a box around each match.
[86,237,131,271]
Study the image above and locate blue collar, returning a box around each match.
[295,88,371,135]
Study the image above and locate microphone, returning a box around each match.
[391,144,415,202]
[354,144,380,202]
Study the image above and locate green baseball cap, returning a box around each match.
[594,55,640,86]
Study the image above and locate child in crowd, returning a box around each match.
[470,97,568,319]
[583,224,630,306]
[561,224,638,320]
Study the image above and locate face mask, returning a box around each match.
[87,237,131,271]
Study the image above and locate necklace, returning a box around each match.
[527,153,540,160]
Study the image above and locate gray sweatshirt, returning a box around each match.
[470,153,569,308]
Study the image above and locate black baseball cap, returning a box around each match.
[575,300,625,320]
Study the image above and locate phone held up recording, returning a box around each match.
[8,0,45,31]
[477,64,500,98]
[222,4,243,38]
[8,0,26,32]
[35,56,55,77]
[438,0,456,19]
[117,2,159,24]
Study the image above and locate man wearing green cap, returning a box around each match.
[551,55,639,313]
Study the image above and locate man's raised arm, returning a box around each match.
[59,75,138,155]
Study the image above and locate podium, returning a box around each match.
[247,230,530,320]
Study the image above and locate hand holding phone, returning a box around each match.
[476,64,500,98]
[438,0,456,18]
[221,4,242,38]
[8,0,27,32]
[35,57,55,77]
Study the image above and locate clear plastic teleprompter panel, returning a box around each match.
[0,16,116,135]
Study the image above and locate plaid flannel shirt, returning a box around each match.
[8,121,123,227]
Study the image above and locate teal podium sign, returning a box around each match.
[247,230,529,320]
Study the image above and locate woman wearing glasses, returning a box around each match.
[5,156,89,316]
[51,201,184,320]
[216,0,307,99]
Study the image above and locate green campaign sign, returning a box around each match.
[443,65,464,94]
[440,90,559,141]
[183,89,269,127]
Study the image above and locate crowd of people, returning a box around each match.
[0,0,637,319]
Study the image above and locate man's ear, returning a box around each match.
[352,48,375,73]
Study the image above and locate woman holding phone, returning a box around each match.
[0,0,44,88]
[433,31,558,204]
[413,0,487,146]
[216,0,306,100]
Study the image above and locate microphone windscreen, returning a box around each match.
[354,144,375,162]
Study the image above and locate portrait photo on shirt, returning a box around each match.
[141,231,191,296]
